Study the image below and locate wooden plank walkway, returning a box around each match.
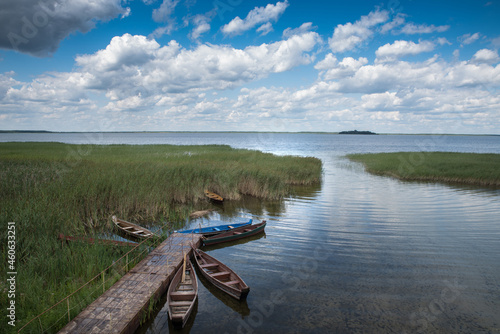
[58,233,202,334]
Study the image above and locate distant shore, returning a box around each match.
[347,152,500,187]
[1,130,499,136]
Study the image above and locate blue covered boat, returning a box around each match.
[175,219,252,237]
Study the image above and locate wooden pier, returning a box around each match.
[58,233,202,334]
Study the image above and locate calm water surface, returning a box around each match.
[3,133,500,333]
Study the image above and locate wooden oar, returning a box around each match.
[181,252,187,283]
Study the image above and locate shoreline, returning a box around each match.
[347,152,500,187]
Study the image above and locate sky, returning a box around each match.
[0,0,499,134]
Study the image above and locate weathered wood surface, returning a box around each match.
[58,233,202,334]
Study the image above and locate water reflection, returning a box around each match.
[194,264,250,317]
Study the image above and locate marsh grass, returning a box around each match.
[0,142,321,333]
[347,152,500,186]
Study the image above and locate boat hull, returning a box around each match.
[203,221,266,246]
[204,190,223,202]
[176,220,252,236]
[193,248,249,300]
[167,259,198,328]
[112,216,156,239]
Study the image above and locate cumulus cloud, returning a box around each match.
[150,0,180,38]
[283,22,315,38]
[0,0,130,57]
[315,54,368,80]
[152,0,179,23]
[380,14,406,34]
[188,12,215,40]
[328,9,389,53]
[221,1,289,36]
[459,32,481,46]
[0,72,20,99]
[399,22,449,34]
[73,32,319,100]
[375,40,435,62]
[257,22,273,36]
[471,49,500,65]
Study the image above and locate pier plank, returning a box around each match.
[58,233,201,334]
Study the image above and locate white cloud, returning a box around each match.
[380,14,406,34]
[73,32,319,100]
[190,22,210,40]
[375,40,435,62]
[471,49,500,65]
[436,37,452,46]
[316,53,500,94]
[152,0,179,23]
[221,1,289,36]
[257,22,273,36]
[459,32,481,46]
[0,72,20,99]
[328,9,389,53]
[315,54,368,80]
[283,22,315,38]
[361,92,402,111]
[0,0,130,57]
[400,22,449,34]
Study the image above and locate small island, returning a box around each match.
[339,130,377,135]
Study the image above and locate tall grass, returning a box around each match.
[0,142,321,333]
[347,152,500,186]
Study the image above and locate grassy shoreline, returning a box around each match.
[0,142,322,333]
[347,152,500,186]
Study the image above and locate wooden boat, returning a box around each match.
[112,216,157,239]
[175,219,252,237]
[167,257,198,328]
[192,248,249,300]
[204,190,223,202]
[203,221,266,246]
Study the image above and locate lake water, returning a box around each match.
[3,133,500,333]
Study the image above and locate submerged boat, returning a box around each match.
[176,219,252,236]
[192,248,249,300]
[204,190,224,202]
[167,258,198,328]
[112,216,157,239]
[203,221,266,246]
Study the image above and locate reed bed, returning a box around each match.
[0,142,321,333]
[347,152,500,186]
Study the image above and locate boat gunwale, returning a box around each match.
[192,248,249,300]
[203,221,266,246]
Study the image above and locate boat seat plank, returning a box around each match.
[225,280,240,286]
[171,291,195,296]
[169,301,193,307]
[200,263,219,269]
[212,271,230,277]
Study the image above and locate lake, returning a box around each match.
[3,132,499,333]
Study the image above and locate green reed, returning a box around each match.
[0,142,321,333]
[347,152,500,186]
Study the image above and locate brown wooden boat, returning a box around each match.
[167,258,198,328]
[192,248,249,300]
[204,190,223,202]
[203,221,266,246]
[112,216,157,239]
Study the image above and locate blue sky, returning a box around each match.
[0,0,499,134]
